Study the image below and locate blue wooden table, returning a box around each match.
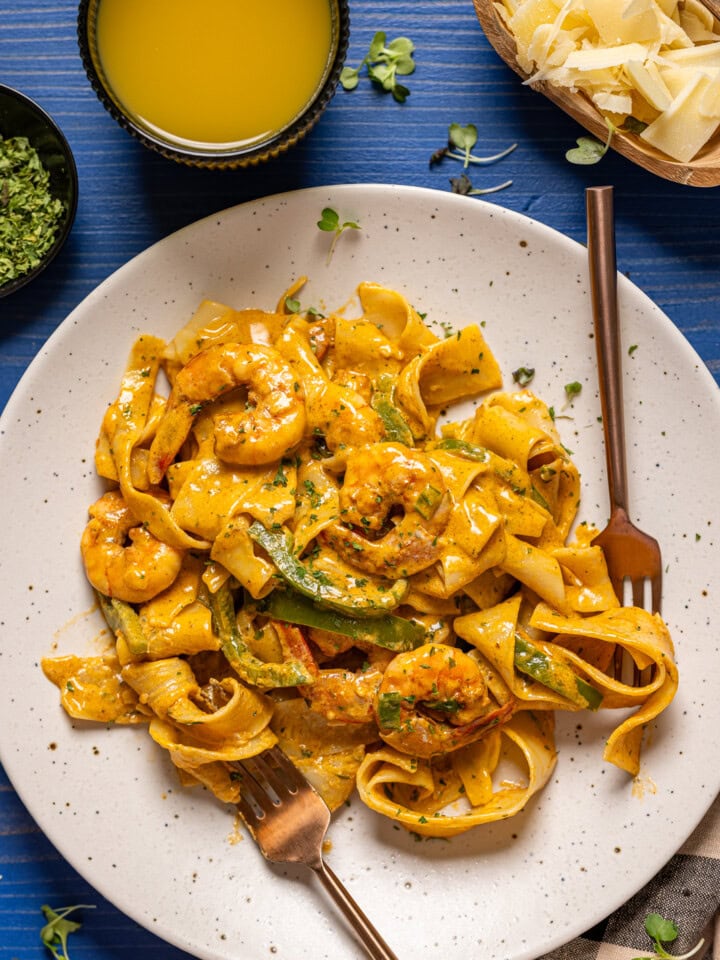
[1,2,718,958]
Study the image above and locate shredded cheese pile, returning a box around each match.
[495,0,720,162]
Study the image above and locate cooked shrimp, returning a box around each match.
[323,442,451,576]
[147,342,306,482]
[374,643,515,758]
[81,490,185,603]
[275,317,385,455]
[304,648,392,725]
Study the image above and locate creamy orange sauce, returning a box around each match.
[96,0,334,148]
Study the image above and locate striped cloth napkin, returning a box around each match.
[542,797,720,960]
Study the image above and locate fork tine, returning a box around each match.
[651,574,662,615]
[233,759,285,813]
[262,745,309,791]
[233,771,268,829]
[631,578,646,610]
[241,753,287,803]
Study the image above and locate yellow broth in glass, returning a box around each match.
[95,0,334,149]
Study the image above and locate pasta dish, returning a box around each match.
[42,280,677,838]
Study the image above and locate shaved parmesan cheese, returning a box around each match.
[659,63,719,97]
[661,41,720,67]
[656,8,695,47]
[699,72,720,116]
[592,91,634,112]
[564,42,648,69]
[497,0,720,163]
[582,0,660,45]
[626,59,672,109]
[680,11,718,44]
[683,0,716,31]
[640,71,720,159]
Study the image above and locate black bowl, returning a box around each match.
[0,85,78,298]
[77,0,350,169]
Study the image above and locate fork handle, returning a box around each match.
[312,858,399,960]
[586,185,629,515]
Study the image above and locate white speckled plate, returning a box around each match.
[1,184,718,960]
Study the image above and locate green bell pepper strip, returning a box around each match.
[263,587,425,651]
[413,483,443,520]
[207,582,314,688]
[248,521,407,617]
[435,437,491,461]
[96,592,148,655]
[435,438,551,512]
[371,373,415,446]
[514,634,603,710]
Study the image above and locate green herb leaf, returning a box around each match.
[392,82,411,104]
[40,904,94,960]
[449,172,512,197]
[317,207,340,232]
[340,32,416,101]
[632,913,705,960]
[368,31,386,61]
[566,137,607,165]
[377,691,402,729]
[566,118,616,165]
[564,380,582,400]
[316,207,360,263]
[645,914,679,945]
[512,366,535,386]
[449,123,478,167]
[439,124,517,168]
[339,65,361,90]
[622,116,648,135]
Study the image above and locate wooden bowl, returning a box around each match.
[472,0,720,187]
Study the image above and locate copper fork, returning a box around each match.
[586,187,663,675]
[231,746,399,960]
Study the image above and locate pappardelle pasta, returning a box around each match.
[42,280,677,838]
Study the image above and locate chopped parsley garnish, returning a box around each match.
[0,135,65,286]
[512,366,535,386]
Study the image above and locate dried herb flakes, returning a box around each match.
[0,135,65,286]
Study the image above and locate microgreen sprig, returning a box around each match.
[449,172,513,197]
[432,123,517,168]
[40,904,94,960]
[633,913,705,960]
[340,32,415,103]
[317,207,360,264]
[566,117,617,165]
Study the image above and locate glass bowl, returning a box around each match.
[77,0,350,169]
[0,85,78,298]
